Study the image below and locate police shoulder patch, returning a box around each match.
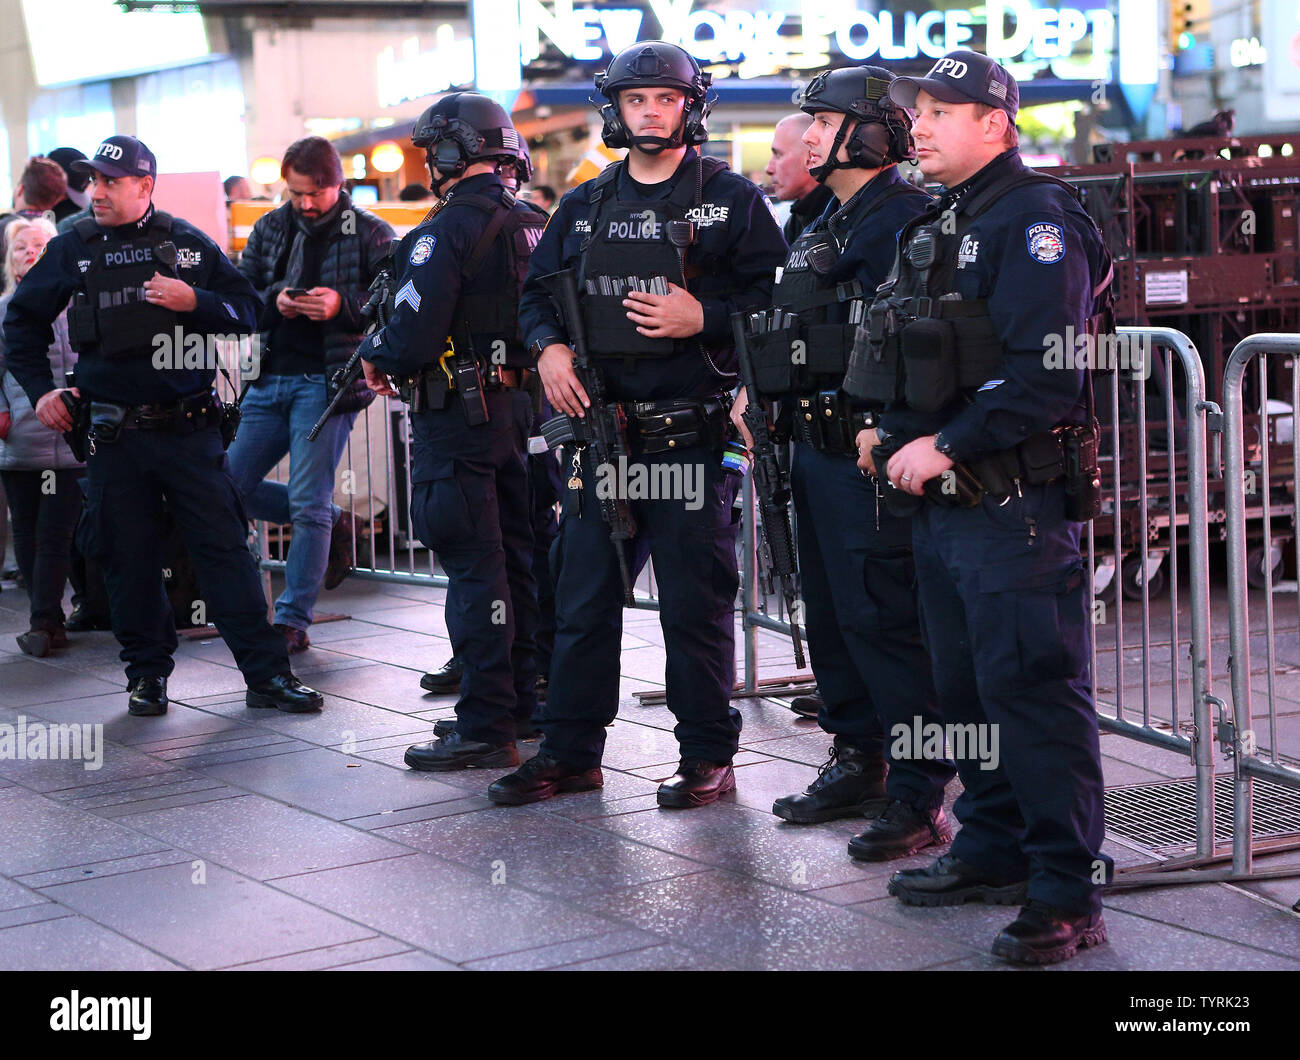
[1025,222,1066,264]
[409,234,436,266]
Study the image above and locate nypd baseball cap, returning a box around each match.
[71,135,157,181]
[889,50,1019,119]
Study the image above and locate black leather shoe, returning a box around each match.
[488,752,603,805]
[788,691,822,718]
[433,717,539,741]
[274,623,310,654]
[848,800,953,861]
[324,512,360,590]
[404,731,519,772]
[66,605,109,632]
[991,901,1108,965]
[772,742,887,823]
[16,629,52,658]
[128,675,169,716]
[246,674,324,713]
[657,759,735,808]
[420,656,464,693]
[887,853,1030,907]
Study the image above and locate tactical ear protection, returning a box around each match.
[596,87,713,153]
[801,70,916,182]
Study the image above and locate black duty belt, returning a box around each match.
[625,393,732,454]
[116,391,221,430]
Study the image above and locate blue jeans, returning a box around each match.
[226,373,357,631]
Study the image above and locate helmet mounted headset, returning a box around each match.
[797,66,916,183]
[411,92,525,196]
[594,41,714,155]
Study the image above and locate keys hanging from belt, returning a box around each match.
[567,450,584,518]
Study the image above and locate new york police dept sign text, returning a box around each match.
[520,0,1114,67]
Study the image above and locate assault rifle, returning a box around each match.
[308,241,397,442]
[545,268,638,607]
[730,311,805,668]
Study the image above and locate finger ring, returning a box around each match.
[901,473,913,482]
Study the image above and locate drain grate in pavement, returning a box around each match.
[1105,775,1300,853]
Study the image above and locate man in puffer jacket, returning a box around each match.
[0,216,84,655]
[228,137,394,653]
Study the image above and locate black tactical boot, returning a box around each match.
[246,674,324,713]
[657,759,735,808]
[488,752,603,804]
[847,800,952,861]
[404,731,519,772]
[887,853,1029,907]
[771,741,887,823]
[420,656,464,693]
[991,901,1108,965]
[127,675,169,717]
[788,691,823,718]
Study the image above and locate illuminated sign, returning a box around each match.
[378,26,475,107]
[22,0,211,88]
[518,0,1114,70]
[1229,37,1266,68]
[381,0,1118,108]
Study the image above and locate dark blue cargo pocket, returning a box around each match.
[977,553,1086,685]
[410,461,475,552]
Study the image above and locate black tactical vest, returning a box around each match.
[844,170,1106,413]
[752,181,918,395]
[445,191,547,368]
[577,155,728,359]
[66,211,184,360]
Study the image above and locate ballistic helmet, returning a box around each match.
[412,92,525,195]
[797,66,915,181]
[594,42,713,153]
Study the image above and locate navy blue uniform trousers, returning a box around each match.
[911,480,1112,915]
[410,389,538,747]
[790,443,954,809]
[76,423,286,685]
[540,442,742,770]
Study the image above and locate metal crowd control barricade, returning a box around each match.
[1222,333,1300,877]
[731,326,1239,878]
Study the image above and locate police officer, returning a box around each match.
[421,141,561,708]
[847,52,1113,963]
[732,66,955,859]
[492,41,786,808]
[357,94,546,770]
[1,135,323,717]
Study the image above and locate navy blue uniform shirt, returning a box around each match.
[518,148,787,402]
[2,206,259,407]
[806,166,933,323]
[357,173,515,377]
[881,150,1106,459]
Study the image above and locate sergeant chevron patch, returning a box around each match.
[395,280,422,313]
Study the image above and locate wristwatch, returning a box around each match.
[934,431,956,457]
[528,336,564,360]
